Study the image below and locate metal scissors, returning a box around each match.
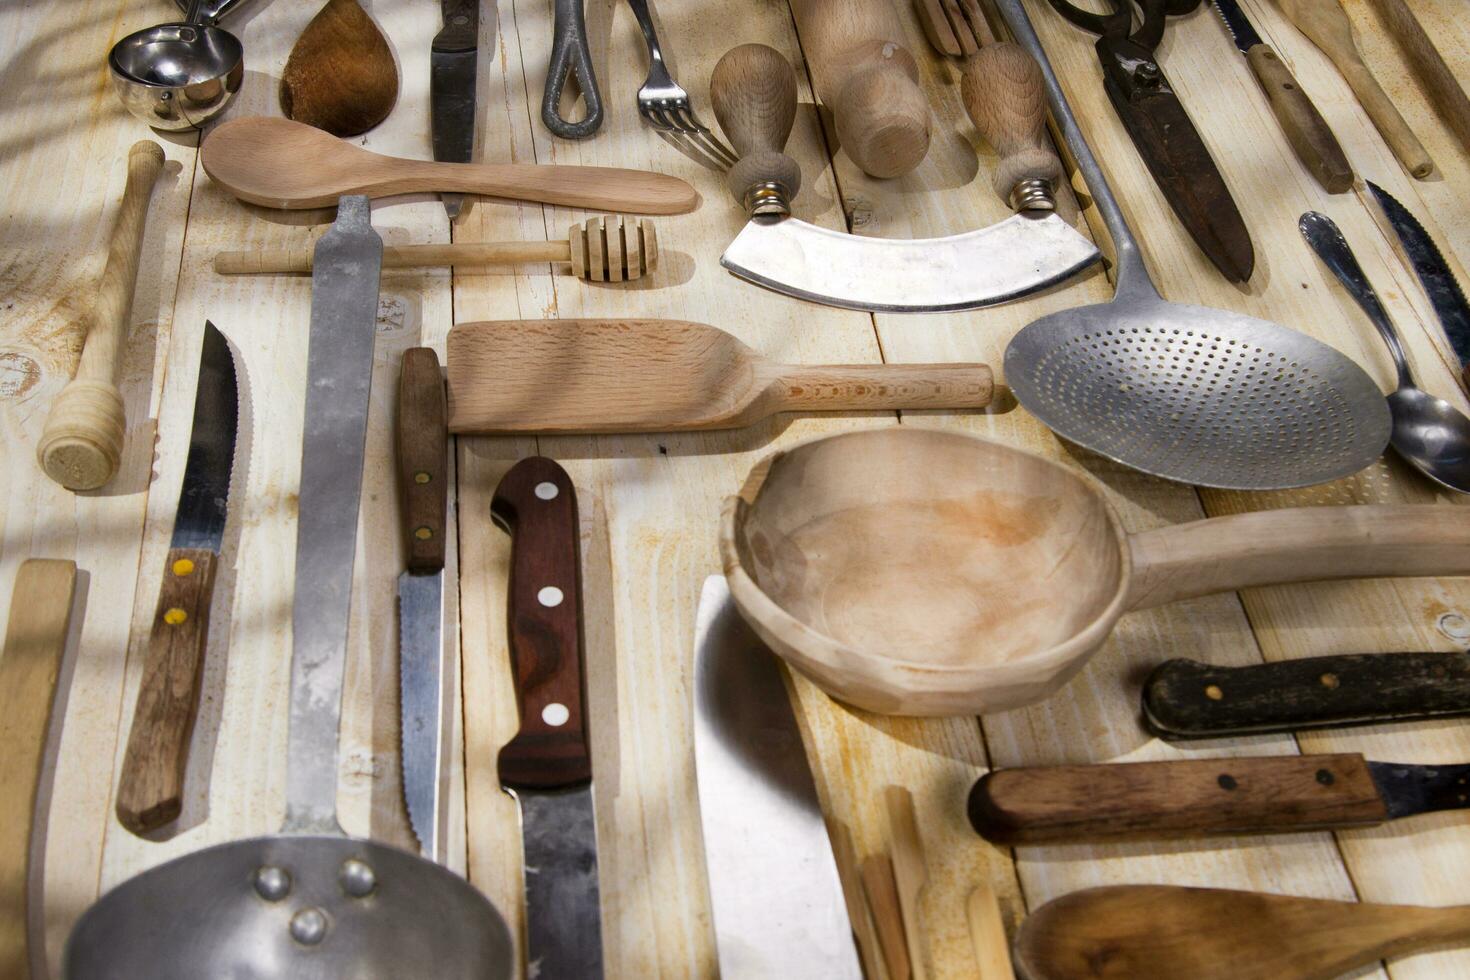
[1046,0,1255,282]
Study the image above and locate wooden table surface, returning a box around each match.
[4,0,1470,975]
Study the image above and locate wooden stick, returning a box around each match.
[967,883,1014,980]
[884,786,930,980]
[37,142,166,491]
[828,819,888,980]
[0,560,78,980]
[861,854,912,980]
[1372,0,1470,156]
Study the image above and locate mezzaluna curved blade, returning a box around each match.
[721,211,1100,313]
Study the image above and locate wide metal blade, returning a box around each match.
[1368,181,1470,373]
[692,576,863,980]
[721,212,1100,313]
[398,569,445,858]
[282,196,382,835]
[511,785,603,978]
[170,321,238,552]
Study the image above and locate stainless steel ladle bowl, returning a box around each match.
[109,0,248,131]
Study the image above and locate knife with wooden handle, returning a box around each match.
[969,753,1470,843]
[1143,652,1470,739]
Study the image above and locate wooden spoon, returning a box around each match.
[281,0,398,136]
[200,116,699,213]
[445,319,993,433]
[1014,885,1470,980]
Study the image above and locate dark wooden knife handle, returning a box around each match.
[968,754,1389,844]
[397,348,449,574]
[492,457,591,791]
[434,0,478,51]
[1244,43,1353,194]
[116,547,219,834]
[1143,653,1470,739]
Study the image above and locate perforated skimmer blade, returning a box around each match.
[1004,302,1392,489]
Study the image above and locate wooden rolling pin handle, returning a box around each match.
[711,44,803,213]
[773,363,994,412]
[960,42,1062,210]
[115,547,218,835]
[37,141,166,491]
[968,754,1389,843]
[1244,44,1353,193]
[833,41,931,179]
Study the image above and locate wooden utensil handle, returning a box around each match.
[1125,504,1470,610]
[37,141,166,491]
[1244,44,1353,193]
[115,547,218,834]
[396,349,448,573]
[773,363,994,412]
[215,240,569,274]
[711,44,802,211]
[960,43,1064,208]
[492,457,592,790]
[1143,652,1470,739]
[1375,0,1470,157]
[968,753,1388,843]
[404,160,696,214]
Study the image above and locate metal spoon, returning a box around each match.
[1301,211,1470,494]
[108,0,248,131]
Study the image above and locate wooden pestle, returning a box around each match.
[214,216,658,282]
[1275,0,1433,178]
[787,0,931,178]
[37,141,166,491]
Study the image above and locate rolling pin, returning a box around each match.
[37,141,166,491]
[788,0,932,178]
[1274,0,1433,178]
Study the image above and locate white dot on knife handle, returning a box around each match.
[542,703,570,726]
[538,586,564,607]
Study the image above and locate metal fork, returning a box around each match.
[625,0,738,168]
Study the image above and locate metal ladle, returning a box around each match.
[108,0,248,131]
[993,0,1392,491]
[1301,211,1470,494]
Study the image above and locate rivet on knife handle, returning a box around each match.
[396,348,448,574]
[491,457,590,789]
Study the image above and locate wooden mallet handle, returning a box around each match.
[711,44,803,215]
[37,141,166,491]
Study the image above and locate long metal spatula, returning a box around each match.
[64,198,512,980]
[993,0,1391,490]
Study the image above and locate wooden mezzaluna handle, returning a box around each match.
[960,41,1064,209]
[0,559,77,980]
[1275,0,1432,177]
[1243,43,1353,193]
[115,548,219,834]
[1123,504,1470,611]
[37,141,166,491]
[968,753,1389,843]
[491,456,592,790]
[787,0,931,178]
[711,44,802,212]
[771,363,994,413]
[397,348,448,574]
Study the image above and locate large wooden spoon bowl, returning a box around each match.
[719,427,1470,715]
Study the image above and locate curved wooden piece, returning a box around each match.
[280,0,398,137]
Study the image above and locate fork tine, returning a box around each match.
[689,128,740,168]
[656,129,731,172]
[640,103,677,131]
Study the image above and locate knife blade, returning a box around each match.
[115,322,239,835]
[969,752,1470,843]
[692,576,864,980]
[1143,652,1470,739]
[1368,181,1470,392]
[432,0,481,219]
[396,347,450,859]
[1208,0,1352,193]
[491,456,603,978]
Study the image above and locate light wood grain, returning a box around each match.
[863,853,912,980]
[966,884,1013,980]
[885,786,930,980]
[1371,0,1470,157]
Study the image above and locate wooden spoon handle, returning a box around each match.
[37,141,166,491]
[1124,504,1470,611]
[771,363,994,413]
[969,753,1388,843]
[404,160,696,214]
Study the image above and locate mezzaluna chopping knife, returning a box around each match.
[692,575,863,979]
[115,322,239,835]
[970,752,1470,843]
[431,0,481,219]
[492,456,603,978]
[396,348,451,859]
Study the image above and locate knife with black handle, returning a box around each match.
[1143,652,1470,739]
[969,753,1470,844]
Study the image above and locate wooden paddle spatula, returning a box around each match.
[446,319,993,433]
[1014,884,1470,980]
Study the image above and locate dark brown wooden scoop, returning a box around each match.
[281,0,398,137]
[1014,885,1470,980]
